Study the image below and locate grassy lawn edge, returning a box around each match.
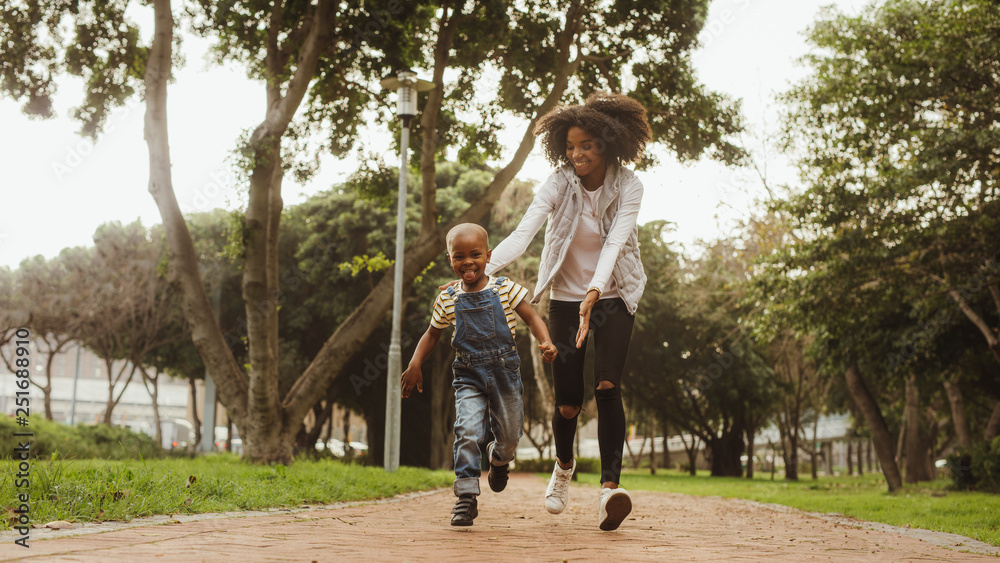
[2,455,452,528]
[553,470,1000,548]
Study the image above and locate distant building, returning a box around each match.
[0,339,190,430]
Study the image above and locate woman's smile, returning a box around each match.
[566,126,607,189]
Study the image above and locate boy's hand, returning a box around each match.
[539,341,557,362]
[400,365,423,398]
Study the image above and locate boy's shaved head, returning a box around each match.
[446,223,489,253]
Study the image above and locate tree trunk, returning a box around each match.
[847,440,854,476]
[844,362,902,491]
[943,375,971,449]
[825,441,833,476]
[895,417,906,468]
[768,441,777,480]
[680,433,699,476]
[528,328,554,459]
[648,416,657,475]
[428,345,456,469]
[343,409,352,450]
[709,426,744,477]
[661,419,671,469]
[810,416,820,480]
[865,439,872,472]
[101,359,136,425]
[948,287,1000,364]
[783,418,799,481]
[41,341,58,420]
[141,367,163,448]
[143,0,250,438]
[984,401,1000,441]
[299,399,334,455]
[745,429,755,479]
[904,374,932,482]
[857,438,865,477]
[189,378,202,449]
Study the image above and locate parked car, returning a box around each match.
[161,418,195,450]
[317,438,346,457]
[214,426,243,454]
[348,441,369,457]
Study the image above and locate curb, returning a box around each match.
[0,487,449,543]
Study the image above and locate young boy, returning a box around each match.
[401,223,557,526]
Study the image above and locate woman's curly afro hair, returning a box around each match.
[534,92,652,167]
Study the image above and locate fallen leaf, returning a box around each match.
[43,520,75,530]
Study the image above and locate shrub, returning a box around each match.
[0,416,166,460]
[947,437,1000,493]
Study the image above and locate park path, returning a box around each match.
[0,473,996,562]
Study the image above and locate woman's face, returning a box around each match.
[565,126,607,181]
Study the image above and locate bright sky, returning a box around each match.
[0,0,869,270]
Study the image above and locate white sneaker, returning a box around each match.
[598,487,632,531]
[544,459,576,514]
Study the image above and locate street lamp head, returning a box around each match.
[380,67,435,120]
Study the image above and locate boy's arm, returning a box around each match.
[514,300,558,362]
[401,326,445,398]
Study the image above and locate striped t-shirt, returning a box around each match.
[431,276,529,339]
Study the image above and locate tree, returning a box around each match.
[70,222,184,425]
[14,254,90,420]
[762,0,1000,489]
[626,222,776,477]
[0,268,30,388]
[783,0,1000,388]
[3,0,744,462]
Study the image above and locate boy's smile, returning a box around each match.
[448,232,492,292]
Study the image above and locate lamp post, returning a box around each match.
[379,68,435,472]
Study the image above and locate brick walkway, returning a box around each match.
[1,474,995,562]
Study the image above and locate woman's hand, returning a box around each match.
[575,289,600,348]
[438,280,460,291]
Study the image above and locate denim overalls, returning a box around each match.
[449,276,525,497]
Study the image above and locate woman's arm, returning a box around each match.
[485,174,558,276]
[588,176,644,293]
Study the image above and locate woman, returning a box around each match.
[485,92,651,531]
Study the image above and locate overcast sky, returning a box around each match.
[0,0,869,270]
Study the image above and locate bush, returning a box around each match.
[0,416,166,460]
[513,457,601,474]
[947,437,1000,493]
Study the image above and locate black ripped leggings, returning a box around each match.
[548,298,634,484]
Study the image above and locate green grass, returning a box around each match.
[1,455,453,527]
[569,469,1000,547]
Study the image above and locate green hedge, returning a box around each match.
[0,416,165,460]
[947,437,1000,493]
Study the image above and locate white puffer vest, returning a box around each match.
[533,164,647,315]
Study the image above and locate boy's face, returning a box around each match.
[448,232,491,287]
